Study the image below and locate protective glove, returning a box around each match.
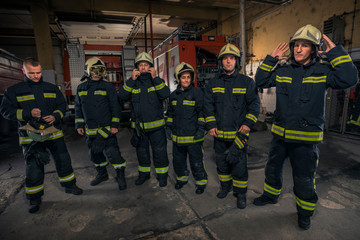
[165,127,172,140]
[91,134,106,154]
[193,127,205,141]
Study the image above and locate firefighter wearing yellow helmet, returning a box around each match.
[204,44,260,209]
[254,25,358,230]
[75,57,127,190]
[119,52,170,187]
[166,62,208,194]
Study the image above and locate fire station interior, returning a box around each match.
[0,0,360,239]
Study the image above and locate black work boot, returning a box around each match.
[253,194,278,206]
[298,213,311,230]
[236,193,247,209]
[28,198,41,214]
[116,168,127,190]
[195,185,206,194]
[65,184,83,195]
[90,166,109,186]
[217,187,231,199]
[158,174,168,187]
[175,181,187,190]
[135,174,150,185]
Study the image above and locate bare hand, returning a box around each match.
[318,34,336,55]
[270,42,289,60]
[42,115,56,124]
[132,69,141,80]
[110,128,118,134]
[148,67,156,79]
[239,125,250,134]
[77,128,84,135]
[209,128,218,137]
[31,108,41,118]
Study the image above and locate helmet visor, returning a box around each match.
[90,66,106,78]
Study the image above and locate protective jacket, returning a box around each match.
[75,78,121,136]
[256,45,358,144]
[0,76,66,145]
[166,84,205,145]
[204,71,260,141]
[119,73,170,132]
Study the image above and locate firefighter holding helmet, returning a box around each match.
[166,62,208,194]
[254,24,358,229]
[204,44,260,209]
[75,57,127,190]
[119,52,170,187]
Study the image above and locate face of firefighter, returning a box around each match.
[179,72,191,90]
[221,54,236,75]
[293,40,314,65]
[90,66,105,81]
[138,61,150,73]
[23,64,42,82]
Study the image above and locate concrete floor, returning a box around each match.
[0,120,360,240]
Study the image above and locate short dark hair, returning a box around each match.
[23,57,40,67]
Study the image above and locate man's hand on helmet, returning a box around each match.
[318,34,336,55]
[271,42,289,60]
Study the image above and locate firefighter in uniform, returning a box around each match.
[75,57,126,190]
[204,44,260,209]
[166,62,208,194]
[254,24,358,229]
[119,52,170,187]
[0,58,83,213]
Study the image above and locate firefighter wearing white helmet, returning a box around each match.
[119,52,170,187]
[204,44,260,209]
[166,62,208,194]
[75,57,127,190]
[254,24,358,230]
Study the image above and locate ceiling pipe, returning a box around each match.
[148,0,154,58]
[240,0,246,75]
[249,0,292,5]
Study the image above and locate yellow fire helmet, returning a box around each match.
[134,52,154,67]
[175,62,195,83]
[218,43,241,70]
[290,24,322,46]
[85,57,106,79]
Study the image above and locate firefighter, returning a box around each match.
[254,24,358,229]
[75,57,126,190]
[119,52,170,187]
[166,62,208,194]
[0,58,83,213]
[204,44,260,209]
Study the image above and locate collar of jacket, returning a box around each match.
[138,72,152,82]
[220,70,238,81]
[24,75,43,84]
[176,83,193,93]
[290,57,316,68]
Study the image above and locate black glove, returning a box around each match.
[91,134,106,154]
[165,127,172,140]
[193,127,205,141]
[229,132,249,155]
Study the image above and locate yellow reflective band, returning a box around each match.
[53,110,64,118]
[155,166,169,174]
[112,117,120,123]
[142,119,165,130]
[233,179,248,188]
[138,166,151,172]
[205,116,216,123]
[216,130,237,140]
[166,117,173,123]
[271,124,285,137]
[95,161,108,167]
[19,136,33,144]
[198,117,205,122]
[112,162,126,169]
[218,174,232,182]
[177,176,189,182]
[246,113,257,123]
[212,87,225,93]
[171,100,177,105]
[98,129,109,138]
[85,126,110,136]
[78,91,87,96]
[296,196,316,211]
[123,83,133,92]
[25,184,44,194]
[234,136,245,149]
[285,130,323,142]
[94,90,107,96]
[196,179,208,185]
[148,86,156,92]
[233,88,246,94]
[154,82,165,91]
[276,75,292,83]
[16,94,35,102]
[264,182,281,195]
[132,88,141,94]
[330,54,352,68]
[348,119,360,126]
[16,109,24,121]
[259,63,273,72]
[59,172,75,182]
[47,131,64,140]
[303,76,327,83]
[171,134,204,144]
[44,92,56,98]
[183,100,195,106]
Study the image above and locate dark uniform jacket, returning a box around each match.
[0,76,66,145]
[204,71,260,141]
[119,73,170,133]
[75,78,121,137]
[166,84,205,145]
[255,45,358,144]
